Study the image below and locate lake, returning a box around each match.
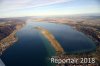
[1,21,96,66]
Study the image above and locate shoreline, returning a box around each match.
[0,23,25,55]
[45,22,100,63]
[34,26,99,66]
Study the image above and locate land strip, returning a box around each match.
[35,27,64,55]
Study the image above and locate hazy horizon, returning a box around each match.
[0,0,100,18]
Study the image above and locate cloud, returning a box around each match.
[0,0,72,11]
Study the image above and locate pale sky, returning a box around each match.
[0,0,100,18]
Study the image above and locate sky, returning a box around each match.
[0,0,100,18]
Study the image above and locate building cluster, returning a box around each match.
[78,25,100,44]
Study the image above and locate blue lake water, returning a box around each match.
[1,22,96,66]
